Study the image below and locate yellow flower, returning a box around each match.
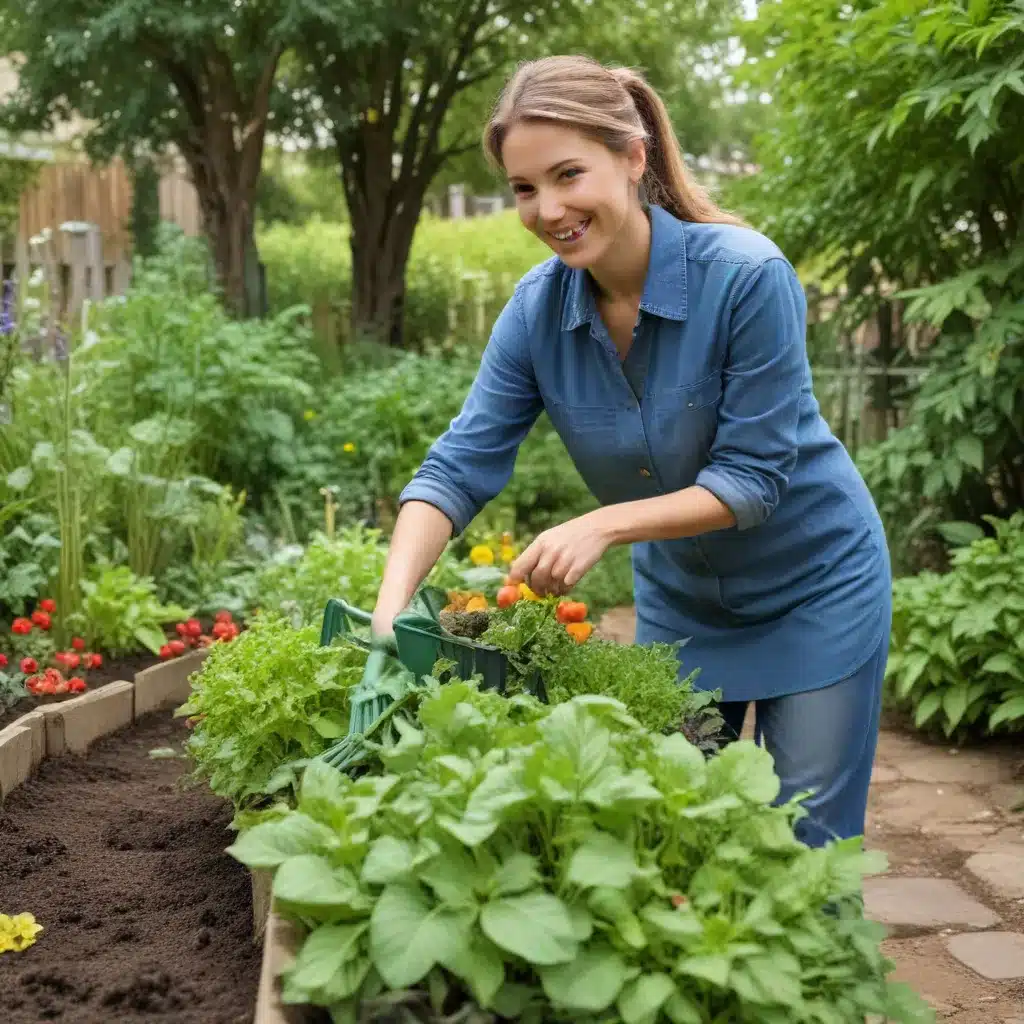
[500,544,516,563]
[0,912,43,953]
[469,544,495,566]
[343,442,356,453]
[303,409,317,421]
[519,582,540,601]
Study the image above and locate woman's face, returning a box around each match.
[502,121,645,271]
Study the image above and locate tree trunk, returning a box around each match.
[348,196,421,346]
[193,177,262,318]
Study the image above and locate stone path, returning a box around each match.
[596,607,1024,1022]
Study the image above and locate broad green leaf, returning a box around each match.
[981,653,1022,679]
[913,690,943,727]
[589,888,645,948]
[706,741,780,804]
[676,953,731,987]
[540,944,628,1011]
[301,759,348,810]
[227,813,337,868]
[617,972,676,1024]
[942,683,971,730]
[274,855,370,917]
[437,814,499,847]
[480,890,577,965]
[361,836,417,885]
[989,695,1024,729]
[953,435,985,471]
[936,520,985,546]
[369,882,469,988]
[440,936,505,1008]
[134,624,169,655]
[490,852,539,896]
[663,990,704,1024]
[285,922,368,993]
[730,952,803,1007]
[640,901,703,941]
[418,848,480,906]
[655,732,707,790]
[567,831,641,889]
[463,763,531,819]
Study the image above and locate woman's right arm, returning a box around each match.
[371,500,454,636]
[371,289,543,636]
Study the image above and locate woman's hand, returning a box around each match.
[507,512,613,596]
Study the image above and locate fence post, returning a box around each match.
[87,224,104,303]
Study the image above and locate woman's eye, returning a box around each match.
[512,184,535,195]
[561,168,582,180]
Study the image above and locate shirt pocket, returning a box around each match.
[648,374,723,488]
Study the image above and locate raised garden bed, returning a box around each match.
[0,654,260,1023]
[0,712,261,1021]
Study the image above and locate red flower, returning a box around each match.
[20,657,38,674]
[0,653,7,669]
[68,677,87,694]
[71,636,86,651]
[168,639,186,657]
[39,598,57,613]
[214,610,233,624]
[159,644,173,660]
[88,653,103,669]
[65,652,80,670]
[31,610,52,630]
[11,618,32,635]
[184,619,202,638]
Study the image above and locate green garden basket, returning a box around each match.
[319,591,543,698]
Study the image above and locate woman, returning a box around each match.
[371,55,891,848]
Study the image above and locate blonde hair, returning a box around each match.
[484,55,744,227]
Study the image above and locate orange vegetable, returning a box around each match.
[496,585,521,609]
[556,600,588,624]
[565,622,593,644]
[465,595,489,612]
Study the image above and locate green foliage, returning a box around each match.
[0,156,41,235]
[856,248,1024,571]
[0,511,60,617]
[733,0,1024,571]
[178,617,369,807]
[259,212,548,350]
[69,563,191,657]
[254,527,391,627]
[481,599,702,735]
[886,512,1024,738]
[228,682,931,1024]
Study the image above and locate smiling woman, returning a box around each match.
[369,54,893,853]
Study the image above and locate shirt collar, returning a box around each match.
[561,204,688,331]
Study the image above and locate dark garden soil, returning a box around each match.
[0,650,161,732]
[0,712,261,1023]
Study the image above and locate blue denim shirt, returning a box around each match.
[401,205,891,702]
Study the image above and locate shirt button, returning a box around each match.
[687,401,694,409]
[639,468,651,478]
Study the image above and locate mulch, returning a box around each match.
[0,711,261,1023]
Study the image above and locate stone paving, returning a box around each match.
[596,607,1024,1022]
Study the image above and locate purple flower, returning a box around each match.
[0,279,14,336]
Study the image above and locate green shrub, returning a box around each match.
[228,682,929,1024]
[258,211,548,350]
[886,511,1024,737]
[280,349,595,541]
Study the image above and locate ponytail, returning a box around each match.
[610,67,745,227]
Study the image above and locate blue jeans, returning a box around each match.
[717,634,887,848]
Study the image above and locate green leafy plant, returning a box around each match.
[886,511,1024,737]
[177,617,368,809]
[228,682,931,1024]
[69,563,191,656]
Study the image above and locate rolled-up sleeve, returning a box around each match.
[398,289,543,535]
[695,257,806,531]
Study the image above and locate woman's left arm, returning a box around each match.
[510,257,807,595]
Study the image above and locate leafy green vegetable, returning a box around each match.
[886,510,1024,737]
[177,616,367,808]
[229,681,932,1024]
[481,598,720,739]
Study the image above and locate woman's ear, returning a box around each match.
[627,137,647,186]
